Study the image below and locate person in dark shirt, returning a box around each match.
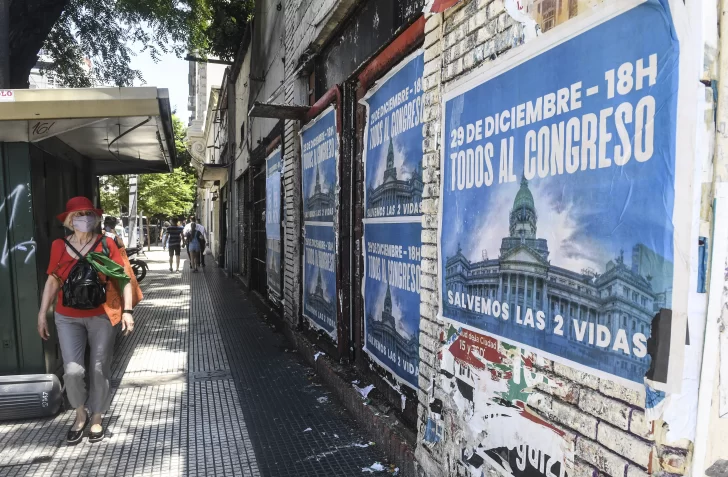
[166,218,184,272]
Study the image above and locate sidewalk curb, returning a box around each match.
[249,291,417,477]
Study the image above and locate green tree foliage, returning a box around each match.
[3,0,254,88]
[99,174,129,216]
[100,115,197,220]
[137,168,196,219]
[203,0,254,61]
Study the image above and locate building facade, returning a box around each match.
[214,0,728,475]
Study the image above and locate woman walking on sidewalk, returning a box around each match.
[37,197,134,444]
[186,216,203,272]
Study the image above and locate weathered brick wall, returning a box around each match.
[283,0,305,326]
[414,2,693,476]
[280,0,362,327]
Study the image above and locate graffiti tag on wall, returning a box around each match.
[0,184,36,267]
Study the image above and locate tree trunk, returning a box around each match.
[0,0,10,89]
[7,0,70,89]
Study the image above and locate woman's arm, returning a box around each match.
[121,281,134,335]
[110,237,135,335]
[37,275,60,340]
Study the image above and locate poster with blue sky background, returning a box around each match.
[301,106,337,223]
[361,50,424,219]
[364,222,421,389]
[266,147,282,302]
[439,2,683,388]
[303,223,337,340]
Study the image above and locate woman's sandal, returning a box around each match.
[88,423,105,443]
[66,414,90,445]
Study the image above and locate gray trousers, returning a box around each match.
[55,313,116,413]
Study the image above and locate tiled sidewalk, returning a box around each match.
[0,249,389,476]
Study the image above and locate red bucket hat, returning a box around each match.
[57,196,104,223]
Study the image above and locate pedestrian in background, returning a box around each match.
[162,220,170,250]
[38,197,134,444]
[183,215,208,267]
[185,216,203,272]
[166,218,184,272]
[103,216,124,249]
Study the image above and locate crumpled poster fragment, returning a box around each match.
[439,326,574,477]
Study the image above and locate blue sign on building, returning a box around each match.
[362,52,425,220]
[364,222,422,388]
[303,223,337,338]
[438,3,679,387]
[301,106,337,224]
[301,106,339,340]
[266,147,282,302]
[361,51,424,389]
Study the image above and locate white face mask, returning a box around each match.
[72,215,96,232]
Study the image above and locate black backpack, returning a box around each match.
[62,236,109,310]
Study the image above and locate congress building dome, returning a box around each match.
[509,176,537,239]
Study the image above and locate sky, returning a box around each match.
[128,46,190,121]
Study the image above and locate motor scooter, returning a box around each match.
[125,247,148,282]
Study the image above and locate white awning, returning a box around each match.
[200,163,229,186]
[0,87,176,175]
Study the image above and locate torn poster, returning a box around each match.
[361,50,424,389]
[438,0,692,391]
[502,0,610,42]
[504,0,539,43]
[266,147,283,303]
[440,326,574,476]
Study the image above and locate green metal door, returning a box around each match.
[0,143,43,375]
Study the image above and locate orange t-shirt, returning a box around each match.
[46,235,124,318]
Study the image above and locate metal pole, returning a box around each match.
[140,209,145,254]
[145,210,150,252]
[128,175,138,248]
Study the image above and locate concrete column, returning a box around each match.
[506,273,511,306]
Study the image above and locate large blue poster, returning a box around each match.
[439,3,679,388]
[301,106,339,340]
[301,106,337,223]
[364,222,422,388]
[361,51,424,389]
[303,223,337,338]
[362,51,425,219]
[266,147,282,302]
